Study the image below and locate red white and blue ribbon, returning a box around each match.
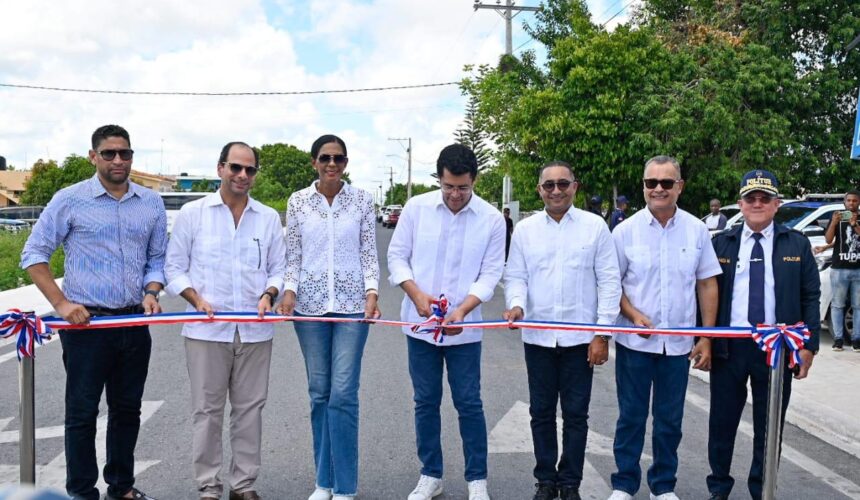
[0,309,53,360]
[410,295,449,343]
[751,322,811,369]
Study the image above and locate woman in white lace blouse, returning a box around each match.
[276,134,380,500]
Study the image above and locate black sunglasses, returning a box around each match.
[643,178,680,190]
[317,154,347,165]
[98,149,134,161]
[742,193,774,204]
[540,180,574,192]
[224,162,258,177]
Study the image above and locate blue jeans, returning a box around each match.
[611,343,689,496]
[294,313,368,496]
[831,268,860,342]
[406,336,488,481]
[524,343,593,488]
[59,326,151,500]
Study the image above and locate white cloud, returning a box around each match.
[2,0,618,198]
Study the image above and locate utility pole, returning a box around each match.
[378,166,395,204]
[388,137,412,200]
[473,0,540,55]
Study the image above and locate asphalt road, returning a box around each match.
[1,223,859,499]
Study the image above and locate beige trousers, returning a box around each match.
[185,331,272,497]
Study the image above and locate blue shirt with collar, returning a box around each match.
[21,175,168,309]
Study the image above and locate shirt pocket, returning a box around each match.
[676,246,701,276]
[240,236,266,272]
[569,244,595,269]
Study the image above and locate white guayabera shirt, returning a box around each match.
[165,192,286,343]
[285,181,380,315]
[612,207,722,355]
[388,190,506,346]
[505,207,622,347]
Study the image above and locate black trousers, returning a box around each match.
[707,338,793,499]
[60,325,152,500]
[524,342,593,488]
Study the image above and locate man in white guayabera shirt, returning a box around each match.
[607,155,720,500]
[504,160,621,500]
[164,141,286,500]
[388,144,505,500]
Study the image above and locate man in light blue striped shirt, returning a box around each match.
[21,124,167,500]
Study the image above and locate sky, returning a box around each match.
[0,0,633,201]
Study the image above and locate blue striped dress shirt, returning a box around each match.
[21,175,168,309]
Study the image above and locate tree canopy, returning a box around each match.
[20,155,95,206]
[462,0,860,214]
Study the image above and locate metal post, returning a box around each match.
[505,0,513,55]
[19,355,35,484]
[762,347,786,500]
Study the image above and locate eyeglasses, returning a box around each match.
[98,149,134,161]
[223,162,259,177]
[540,180,574,192]
[440,183,472,194]
[742,193,774,204]
[317,154,348,166]
[643,178,680,190]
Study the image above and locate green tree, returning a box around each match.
[21,155,95,205]
[190,180,215,192]
[385,183,438,206]
[454,95,493,172]
[250,143,315,213]
[473,165,505,207]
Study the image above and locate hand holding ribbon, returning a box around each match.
[0,309,53,360]
[411,295,448,343]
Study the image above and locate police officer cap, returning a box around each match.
[739,169,779,197]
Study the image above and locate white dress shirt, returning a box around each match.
[730,222,776,327]
[165,192,287,343]
[612,207,722,355]
[505,207,622,347]
[285,181,379,315]
[388,190,506,345]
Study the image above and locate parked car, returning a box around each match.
[0,206,44,224]
[159,192,208,234]
[0,218,30,233]
[382,208,401,228]
[378,204,402,223]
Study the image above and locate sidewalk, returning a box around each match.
[691,332,860,460]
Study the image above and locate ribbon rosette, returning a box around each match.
[751,322,810,369]
[0,309,53,360]
[411,295,449,343]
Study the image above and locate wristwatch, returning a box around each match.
[596,334,611,342]
[144,289,160,301]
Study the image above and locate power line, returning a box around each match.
[601,0,636,28]
[0,81,459,97]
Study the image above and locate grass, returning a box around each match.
[0,230,64,291]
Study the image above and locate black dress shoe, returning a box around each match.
[533,483,558,500]
[708,494,729,500]
[559,486,581,500]
[229,491,260,500]
[106,488,158,500]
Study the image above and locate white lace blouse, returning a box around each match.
[285,181,380,315]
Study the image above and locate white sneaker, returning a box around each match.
[308,487,332,500]
[650,493,680,500]
[607,491,633,500]
[407,475,443,500]
[468,479,490,500]
[332,496,354,500]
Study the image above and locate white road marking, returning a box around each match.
[488,400,617,494]
[685,392,860,499]
[0,400,164,489]
[0,335,58,366]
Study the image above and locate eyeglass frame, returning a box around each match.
[643,178,682,190]
[97,149,134,161]
[221,162,259,177]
